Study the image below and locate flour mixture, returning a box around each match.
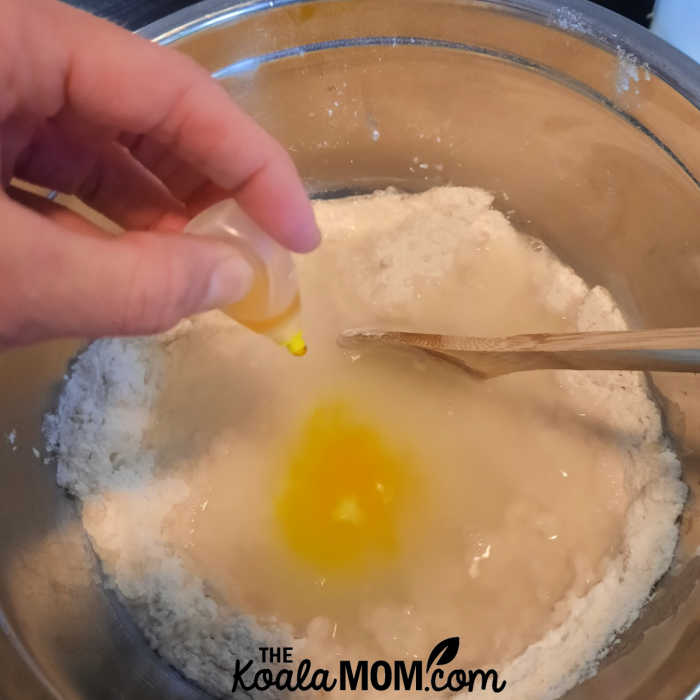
[45,187,686,699]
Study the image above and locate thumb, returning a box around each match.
[0,197,254,348]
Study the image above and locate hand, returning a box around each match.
[0,0,320,349]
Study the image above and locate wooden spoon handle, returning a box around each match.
[340,328,700,378]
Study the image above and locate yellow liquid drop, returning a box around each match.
[276,400,414,576]
[283,331,307,357]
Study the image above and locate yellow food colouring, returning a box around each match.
[276,400,416,575]
[283,331,307,357]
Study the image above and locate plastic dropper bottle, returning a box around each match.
[185,199,306,356]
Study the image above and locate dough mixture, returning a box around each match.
[45,187,686,699]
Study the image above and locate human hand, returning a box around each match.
[0,0,319,349]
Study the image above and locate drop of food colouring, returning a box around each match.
[284,331,307,357]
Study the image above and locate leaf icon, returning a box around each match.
[426,637,460,671]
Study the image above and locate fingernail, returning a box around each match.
[285,210,322,253]
[201,254,254,311]
[298,218,322,253]
[306,222,323,251]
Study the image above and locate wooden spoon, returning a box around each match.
[338,327,700,379]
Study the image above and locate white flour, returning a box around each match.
[44,187,686,700]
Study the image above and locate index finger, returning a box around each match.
[36,0,320,252]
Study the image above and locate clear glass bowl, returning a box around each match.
[1,1,699,698]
